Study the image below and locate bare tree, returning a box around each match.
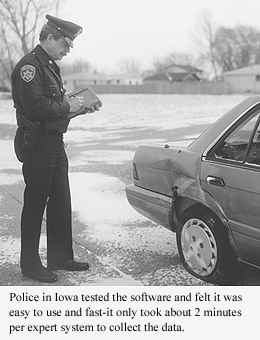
[214,25,260,72]
[153,52,195,71]
[55,0,61,16]
[117,57,142,74]
[192,10,219,79]
[0,0,61,84]
[61,58,92,75]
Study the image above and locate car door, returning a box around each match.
[200,105,260,265]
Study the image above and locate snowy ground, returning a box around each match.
[1,93,259,285]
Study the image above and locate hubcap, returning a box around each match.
[181,218,218,276]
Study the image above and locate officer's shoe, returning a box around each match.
[48,259,90,271]
[22,266,58,283]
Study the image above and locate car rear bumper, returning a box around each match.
[125,184,174,230]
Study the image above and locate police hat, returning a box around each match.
[46,14,83,47]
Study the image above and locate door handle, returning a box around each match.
[206,176,225,187]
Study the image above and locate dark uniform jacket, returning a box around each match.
[12,45,71,167]
[11,44,70,133]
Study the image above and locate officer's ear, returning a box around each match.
[46,33,55,43]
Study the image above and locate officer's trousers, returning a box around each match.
[20,136,73,272]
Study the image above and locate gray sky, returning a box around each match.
[60,0,260,71]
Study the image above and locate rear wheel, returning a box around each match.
[176,209,239,284]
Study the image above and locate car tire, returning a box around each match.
[176,208,239,284]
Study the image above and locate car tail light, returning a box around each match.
[133,162,139,180]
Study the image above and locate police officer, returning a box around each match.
[11,15,92,283]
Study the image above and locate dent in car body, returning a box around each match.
[126,97,260,270]
[129,145,230,233]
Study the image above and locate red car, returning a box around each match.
[126,97,260,284]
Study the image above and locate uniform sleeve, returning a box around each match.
[15,63,70,122]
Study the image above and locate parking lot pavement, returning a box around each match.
[0,94,260,286]
[0,180,143,286]
[1,175,260,286]
[0,176,205,286]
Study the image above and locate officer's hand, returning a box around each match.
[85,106,97,114]
[68,96,84,113]
[85,103,101,113]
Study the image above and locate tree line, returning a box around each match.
[153,12,260,79]
[0,0,61,88]
[193,11,260,79]
[0,2,260,88]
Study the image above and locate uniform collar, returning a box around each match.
[33,45,59,70]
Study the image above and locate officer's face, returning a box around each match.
[47,35,71,60]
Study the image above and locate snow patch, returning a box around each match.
[70,172,143,226]
[0,173,22,185]
[0,101,16,125]
[0,235,47,266]
[69,172,176,254]
[0,140,21,171]
[71,149,134,165]
[109,138,167,147]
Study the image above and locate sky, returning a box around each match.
[59,0,260,72]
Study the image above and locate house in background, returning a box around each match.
[63,72,142,90]
[143,63,203,83]
[224,65,260,93]
[63,72,108,90]
[105,73,143,85]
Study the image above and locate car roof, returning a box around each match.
[189,96,260,154]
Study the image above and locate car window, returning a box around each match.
[246,124,260,165]
[213,111,260,162]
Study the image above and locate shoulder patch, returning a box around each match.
[20,65,36,83]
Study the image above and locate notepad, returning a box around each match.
[68,87,102,109]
